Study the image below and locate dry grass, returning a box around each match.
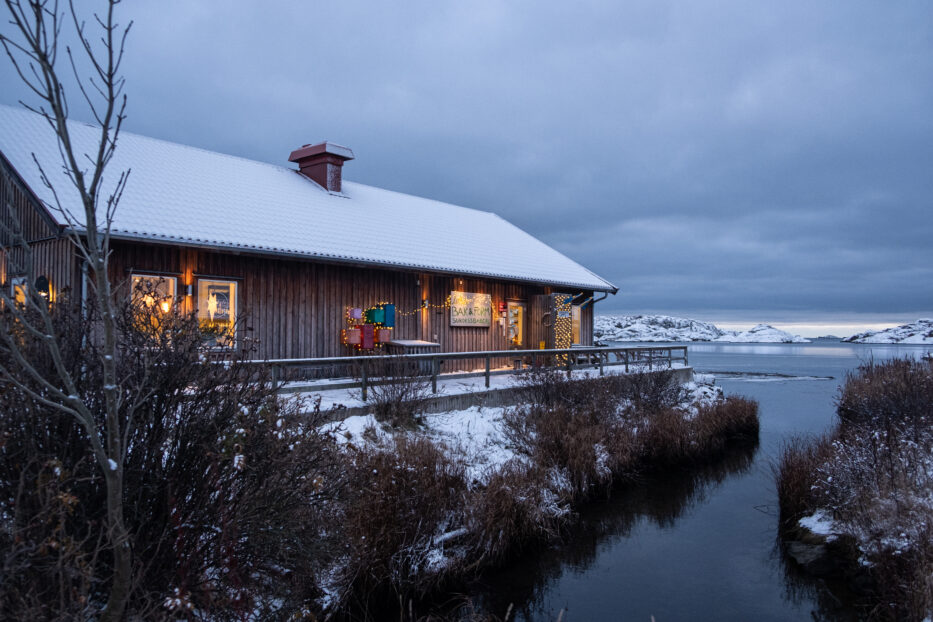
[341,436,469,599]
[775,357,933,620]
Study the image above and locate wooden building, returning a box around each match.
[0,105,616,364]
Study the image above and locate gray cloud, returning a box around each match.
[2,0,931,321]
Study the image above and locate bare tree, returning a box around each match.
[0,1,134,619]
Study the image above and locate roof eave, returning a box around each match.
[92,229,618,293]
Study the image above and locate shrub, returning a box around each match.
[0,294,345,619]
[340,436,468,600]
[358,355,432,428]
[776,357,933,620]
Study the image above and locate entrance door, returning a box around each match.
[507,302,525,348]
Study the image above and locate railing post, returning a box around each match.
[361,361,368,402]
[684,346,688,366]
[566,349,572,377]
[668,348,672,369]
[599,351,604,376]
[271,364,280,390]
[625,350,629,373]
[485,354,490,388]
[432,356,438,394]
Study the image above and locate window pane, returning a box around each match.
[11,276,27,306]
[131,275,177,312]
[572,305,582,344]
[197,280,236,346]
[508,303,524,347]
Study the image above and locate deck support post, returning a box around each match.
[485,355,490,388]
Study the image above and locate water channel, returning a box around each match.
[465,340,933,621]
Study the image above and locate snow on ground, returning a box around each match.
[422,406,517,484]
[291,362,688,412]
[799,511,839,542]
[316,372,723,482]
[595,314,809,343]
[680,374,724,417]
[843,318,933,344]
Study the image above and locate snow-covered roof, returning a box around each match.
[0,105,616,292]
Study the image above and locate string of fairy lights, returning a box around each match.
[340,296,453,350]
[340,292,580,351]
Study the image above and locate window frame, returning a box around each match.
[130,273,178,313]
[572,304,582,345]
[196,278,238,348]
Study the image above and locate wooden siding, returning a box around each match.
[1,155,58,246]
[108,240,596,364]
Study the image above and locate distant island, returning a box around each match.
[842,319,933,344]
[595,315,809,343]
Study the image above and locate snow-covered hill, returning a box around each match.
[594,315,809,343]
[842,319,933,344]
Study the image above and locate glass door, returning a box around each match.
[507,302,525,348]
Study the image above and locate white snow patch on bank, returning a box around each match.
[799,511,838,541]
[422,406,518,484]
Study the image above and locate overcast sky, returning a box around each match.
[2,1,931,334]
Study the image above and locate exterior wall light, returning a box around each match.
[34,275,50,298]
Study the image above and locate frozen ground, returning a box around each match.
[318,373,722,486]
[291,361,689,412]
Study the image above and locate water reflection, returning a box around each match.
[468,442,759,621]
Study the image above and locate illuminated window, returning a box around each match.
[572,305,582,344]
[131,274,177,313]
[507,302,525,347]
[197,279,236,346]
[10,276,27,306]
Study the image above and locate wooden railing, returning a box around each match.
[243,345,688,401]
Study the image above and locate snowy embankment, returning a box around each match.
[595,314,809,343]
[778,358,933,619]
[321,376,723,486]
[312,371,755,614]
[842,318,933,344]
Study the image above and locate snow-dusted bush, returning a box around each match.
[356,355,431,427]
[0,292,345,619]
[777,358,933,620]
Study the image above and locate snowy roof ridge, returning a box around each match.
[0,104,617,292]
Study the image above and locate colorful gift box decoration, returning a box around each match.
[382,304,396,328]
[344,327,362,345]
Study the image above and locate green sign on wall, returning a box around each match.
[450,291,492,327]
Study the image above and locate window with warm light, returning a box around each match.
[572,305,582,345]
[10,276,27,306]
[507,302,525,347]
[197,279,236,346]
[131,274,177,313]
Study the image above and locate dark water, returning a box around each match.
[469,340,933,621]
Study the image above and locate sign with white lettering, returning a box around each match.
[450,291,492,327]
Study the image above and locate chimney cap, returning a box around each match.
[288,141,354,163]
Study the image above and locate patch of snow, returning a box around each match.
[320,414,390,448]
[422,407,518,484]
[107,458,118,471]
[799,510,838,541]
[843,319,933,344]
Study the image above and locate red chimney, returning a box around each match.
[288,141,355,193]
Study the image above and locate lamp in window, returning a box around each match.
[159,299,171,313]
[34,275,50,299]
